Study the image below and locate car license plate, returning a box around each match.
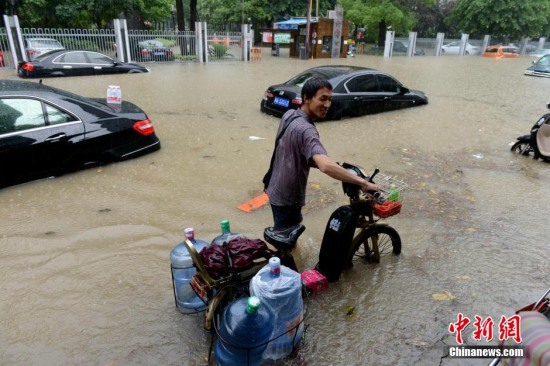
[154,51,164,56]
[274,96,289,107]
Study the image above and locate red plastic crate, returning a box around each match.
[190,274,209,302]
[301,269,329,296]
[373,201,402,218]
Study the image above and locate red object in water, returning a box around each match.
[301,269,329,296]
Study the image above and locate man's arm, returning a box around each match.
[312,154,379,193]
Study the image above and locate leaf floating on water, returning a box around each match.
[98,208,112,213]
[432,292,456,301]
[456,275,471,280]
[344,305,356,319]
[466,196,476,202]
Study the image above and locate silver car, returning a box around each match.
[25,38,65,60]
[441,41,481,55]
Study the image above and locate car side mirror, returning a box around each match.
[399,87,409,95]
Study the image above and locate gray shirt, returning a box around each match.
[266,108,328,207]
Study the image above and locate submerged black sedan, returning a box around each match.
[260,65,428,120]
[17,50,149,78]
[0,80,161,188]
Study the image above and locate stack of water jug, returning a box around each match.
[170,220,237,313]
[170,220,304,365]
[214,257,304,365]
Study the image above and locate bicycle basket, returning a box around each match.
[373,174,407,218]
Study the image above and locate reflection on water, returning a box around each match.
[1,52,550,365]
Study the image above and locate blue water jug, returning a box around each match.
[250,257,304,361]
[170,228,209,313]
[214,296,274,366]
[211,220,238,246]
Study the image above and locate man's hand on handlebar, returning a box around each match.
[360,180,380,196]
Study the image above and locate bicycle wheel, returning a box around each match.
[349,225,401,264]
[510,140,532,156]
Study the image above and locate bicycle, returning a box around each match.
[342,162,405,264]
[182,163,406,358]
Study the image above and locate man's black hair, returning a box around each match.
[301,77,332,101]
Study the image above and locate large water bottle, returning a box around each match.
[250,257,304,361]
[211,220,238,246]
[214,296,275,366]
[170,228,209,313]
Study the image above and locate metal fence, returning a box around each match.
[0,23,245,69]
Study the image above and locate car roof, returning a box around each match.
[0,79,56,92]
[0,79,93,103]
[302,65,377,79]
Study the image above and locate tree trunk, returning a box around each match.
[378,20,386,47]
[190,0,198,31]
[176,0,185,31]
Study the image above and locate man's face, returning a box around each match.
[303,87,332,120]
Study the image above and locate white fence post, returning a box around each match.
[242,23,253,61]
[113,19,130,63]
[482,35,491,54]
[384,30,394,58]
[407,31,417,57]
[459,33,469,55]
[434,32,444,56]
[3,15,24,67]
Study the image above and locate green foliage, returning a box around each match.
[197,0,337,29]
[450,0,550,39]
[16,0,173,28]
[338,0,435,43]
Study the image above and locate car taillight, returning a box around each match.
[265,91,274,98]
[141,49,150,55]
[291,98,302,106]
[22,63,34,72]
[133,119,155,136]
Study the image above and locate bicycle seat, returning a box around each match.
[263,224,305,251]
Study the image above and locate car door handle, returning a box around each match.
[384,96,391,101]
[45,133,67,143]
[353,96,363,101]
[94,66,102,69]
[62,66,72,69]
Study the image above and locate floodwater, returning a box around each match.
[1,50,550,366]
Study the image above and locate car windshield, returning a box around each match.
[536,55,550,66]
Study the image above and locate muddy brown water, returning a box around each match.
[1,51,550,366]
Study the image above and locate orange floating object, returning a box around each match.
[237,192,269,212]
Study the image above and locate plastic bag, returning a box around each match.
[226,237,268,271]
[199,245,230,279]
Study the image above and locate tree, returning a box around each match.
[338,0,435,46]
[412,1,457,38]
[450,0,550,40]
[14,0,172,29]
[195,0,337,31]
